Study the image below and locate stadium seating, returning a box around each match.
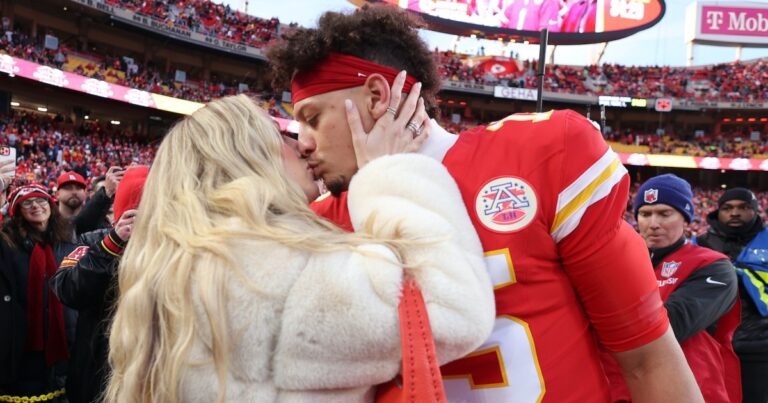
[0,29,292,116]
[607,132,768,159]
[0,111,157,189]
[105,0,279,49]
[435,50,768,102]
[626,185,768,238]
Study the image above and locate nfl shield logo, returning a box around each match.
[661,261,681,278]
[644,188,659,203]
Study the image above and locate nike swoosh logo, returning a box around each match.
[706,277,727,286]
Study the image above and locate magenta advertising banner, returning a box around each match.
[701,5,768,37]
[0,54,300,132]
[686,1,768,47]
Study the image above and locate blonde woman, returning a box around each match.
[105,89,494,402]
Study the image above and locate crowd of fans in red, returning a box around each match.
[2,110,765,241]
[107,0,280,49]
[0,28,292,118]
[437,115,768,158]
[5,21,767,106]
[625,185,768,238]
[0,112,157,190]
[436,50,768,103]
[606,130,768,158]
[0,29,284,106]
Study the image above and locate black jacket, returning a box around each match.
[73,187,113,237]
[50,228,125,403]
[0,239,26,385]
[696,213,768,360]
[0,236,78,396]
[650,237,738,343]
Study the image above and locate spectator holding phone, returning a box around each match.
[72,166,124,236]
[0,159,15,218]
[50,166,147,403]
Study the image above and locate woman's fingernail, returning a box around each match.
[399,70,406,77]
[344,99,353,110]
[416,82,422,88]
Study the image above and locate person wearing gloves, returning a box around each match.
[50,165,148,403]
[104,93,495,403]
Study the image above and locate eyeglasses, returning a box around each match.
[20,198,49,209]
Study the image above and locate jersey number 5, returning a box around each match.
[441,249,546,403]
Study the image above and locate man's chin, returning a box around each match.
[65,200,83,209]
[324,176,349,197]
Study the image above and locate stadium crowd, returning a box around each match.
[106,0,280,48]
[436,50,768,102]
[625,185,768,238]
[0,111,157,189]
[0,28,291,108]
[4,18,767,107]
[2,109,765,241]
[608,131,768,158]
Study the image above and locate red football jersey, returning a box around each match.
[311,110,668,403]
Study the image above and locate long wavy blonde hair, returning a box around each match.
[104,95,397,403]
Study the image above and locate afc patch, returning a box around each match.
[475,176,538,233]
[661,261,681,278]
[644,188,659,203]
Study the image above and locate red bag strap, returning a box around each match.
[398,279,447,403]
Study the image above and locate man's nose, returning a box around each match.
[648,216,662,228]
[297,129,316,157]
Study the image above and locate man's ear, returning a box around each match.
[363,73,392,120]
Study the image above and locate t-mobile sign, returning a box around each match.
[702,6,768,37]
[686,1,768,46]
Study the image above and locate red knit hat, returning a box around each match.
[8,184,54,217]
[113,166,149,223]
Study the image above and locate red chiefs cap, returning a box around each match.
[56,171,87,189]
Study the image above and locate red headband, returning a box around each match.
[291,53,418,104]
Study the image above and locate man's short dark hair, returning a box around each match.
[92,175,106,188]
[266,4,441,114]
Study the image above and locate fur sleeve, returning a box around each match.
[273,154,494,391]
[348,154,495,366]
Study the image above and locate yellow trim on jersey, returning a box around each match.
[550,149,627,243]
[313,191,332,203]
[442,346,510,389]
[508,316,546,403]
[551,158,621,232]
[484,248,517,289]
[486,110,554,131]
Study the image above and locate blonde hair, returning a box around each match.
[104,95,394,403]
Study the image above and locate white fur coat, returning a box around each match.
[180,154,495,402]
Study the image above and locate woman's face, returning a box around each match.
[20,197,51,229]
[280,134,321,202]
